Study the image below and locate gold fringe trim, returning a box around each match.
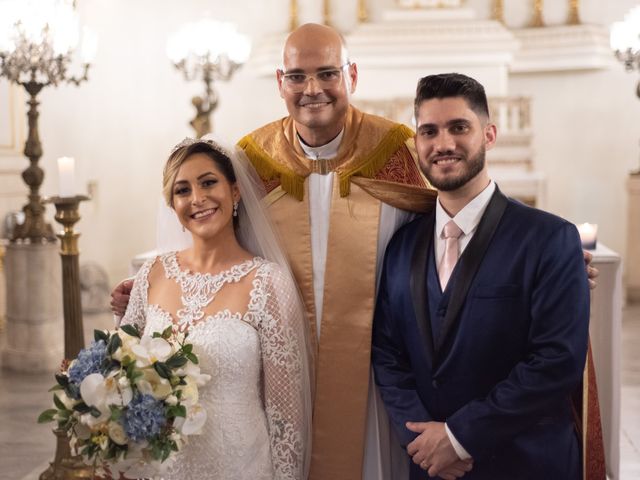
[338,124,414,197]
[238,135,305,201]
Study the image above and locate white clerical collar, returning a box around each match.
[298,129,344,160]
[436,180,496,238]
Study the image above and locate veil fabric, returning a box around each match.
[155,134,313,478]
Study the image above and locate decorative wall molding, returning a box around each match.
[510,24,615,73]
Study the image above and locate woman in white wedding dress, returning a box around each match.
[119,137,312,480]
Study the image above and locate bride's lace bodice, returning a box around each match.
[120,252,308,479]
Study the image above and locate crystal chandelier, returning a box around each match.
[167,19,251,138]
[0,0,97,242]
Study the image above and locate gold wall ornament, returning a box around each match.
[168,20,250,138]
[567,0,581,25]
[492,0,505,24]
[290,0,299,32]
[358,0,369,23]
[530,0,545,28]
[323,0,332,26]
[40,194,92,480]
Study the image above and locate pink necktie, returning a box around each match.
[439,220,463,289]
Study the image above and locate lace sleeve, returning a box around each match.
[249,262,312,480]
[119,258,155,331]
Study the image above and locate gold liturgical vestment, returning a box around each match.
[239,106,435,479]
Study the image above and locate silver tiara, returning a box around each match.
[170,137,231,157]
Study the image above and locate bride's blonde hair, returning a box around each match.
[162,138,237,208]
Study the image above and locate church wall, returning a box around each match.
[0,0,638,286]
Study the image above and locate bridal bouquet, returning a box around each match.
[38,325,211,477]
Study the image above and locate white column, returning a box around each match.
[1,243,63,372]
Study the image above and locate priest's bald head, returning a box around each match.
[276,23,358,147]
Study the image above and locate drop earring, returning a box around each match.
[182,225,186,232]
[233,201,239,217]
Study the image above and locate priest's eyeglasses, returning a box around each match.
[279,63,351,92]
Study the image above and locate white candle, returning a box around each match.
[577,223,598,250]
[57,157,75,197]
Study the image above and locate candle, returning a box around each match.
[57,157,75,197]
[577,223,598,250]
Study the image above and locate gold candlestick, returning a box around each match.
[39,194,93,480]
[290,0,299,31]
[567,0,580,25]
[492,0,505,24]
[323,0,332,26]
[530,0,545,28]
[358,0,369,23]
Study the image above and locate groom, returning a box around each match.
[372,73,591,479]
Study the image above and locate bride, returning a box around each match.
[119,137,312,479]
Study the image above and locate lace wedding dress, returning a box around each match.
[120,252,307,479]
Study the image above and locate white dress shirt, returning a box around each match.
[435,180,496,460]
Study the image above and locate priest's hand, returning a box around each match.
[406,421,472,479]
[583,250,599,289]
[110,278,133,317]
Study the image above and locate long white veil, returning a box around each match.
[156,134,313,478]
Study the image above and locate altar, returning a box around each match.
[590,244,623,480]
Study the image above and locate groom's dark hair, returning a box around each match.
[414,73,489,120]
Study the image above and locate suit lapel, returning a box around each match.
[435,186,509,358]
[409,212,436,364]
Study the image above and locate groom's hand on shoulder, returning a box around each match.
[110,279,134,317]
[406,421,471,478]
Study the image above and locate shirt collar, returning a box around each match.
[435,180,496,238]
[297,129,344,160]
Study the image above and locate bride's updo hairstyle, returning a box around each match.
[162,138,237,208]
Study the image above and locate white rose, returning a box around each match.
[108,421,128,445]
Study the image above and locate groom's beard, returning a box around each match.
[423,145,486,192]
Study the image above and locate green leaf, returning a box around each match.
[53,394,67,411]
[37,409,57,423]
[107,333,122,355]
[109,406,122,421]
[48,384,64,392]
[161,445,171,462]
[162,326,173,339]
[55,373,69,388]
[186,352,198,364]
[89,407,102,418]
[153,362,172,380]
[57,409,70,420]
[166,355,188,369]
[152,332,162,338]
[167,404,186,419]
[121,355,133,367]
[181,344,193,354]
[73,402,92,414]
[120,324,141,338]
[94,329,109,343]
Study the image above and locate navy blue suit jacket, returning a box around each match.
[372,187,590,480]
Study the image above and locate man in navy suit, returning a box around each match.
[372,73,590,480]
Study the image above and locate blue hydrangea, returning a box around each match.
[68,340,108,386]
[122,394,166,442]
